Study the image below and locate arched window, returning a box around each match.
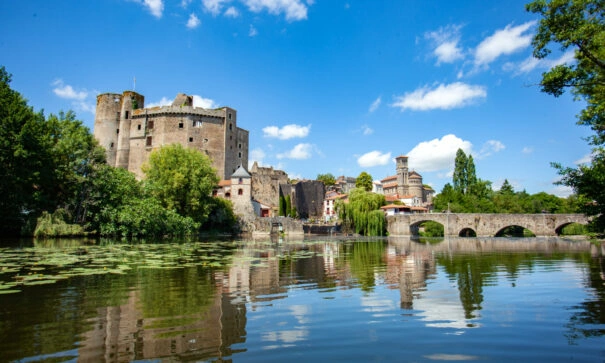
[238,188,243,195]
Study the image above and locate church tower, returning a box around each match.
[395,155,409,196]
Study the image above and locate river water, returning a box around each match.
[0,236,603,362]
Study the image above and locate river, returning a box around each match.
[0,236,603,362]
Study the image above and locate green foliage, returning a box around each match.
[285,195,292,217]
[317,173,336,187]
[202,197,237,232]
[420,221,444,237]
[34,209,86,237]
[143,144,219,225]
[355,171,373,192]
[526,0,605,233]
[453,149,478,195]
[99,197,199,237]
[336,188,386,236]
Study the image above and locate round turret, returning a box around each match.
[116,91,145,169]
[94,93,122,166]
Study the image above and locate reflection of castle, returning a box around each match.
[78,280,246,361]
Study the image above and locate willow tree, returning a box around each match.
[336,188,386,236]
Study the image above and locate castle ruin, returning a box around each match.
[94,91,249,180]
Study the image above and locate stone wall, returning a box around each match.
[250,162,288,210]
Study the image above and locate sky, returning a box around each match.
[0,0,592,196]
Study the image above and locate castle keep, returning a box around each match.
[94,91,249,180]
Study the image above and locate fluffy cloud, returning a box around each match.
[369,96,381,112]
[277,143,312,159]
[225,6,240,17]
[478,140,505,158]
[249,148,266,168]
[146,95,219,109]
[357,151,392,167]
[509,50,575,74]
[522,146,534,154]
[203,0,230,15]
[425,25,464,64]
[474,21,535,66]
[140,0,164,18]
[263,124,310,139]
[392,82,486,111]
[52,80,88,100]
[186,13,200,28]
[407,134,472,172]
[362,125,374,135]
[242,0,309,21]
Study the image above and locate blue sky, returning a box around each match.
[0,0,591,196]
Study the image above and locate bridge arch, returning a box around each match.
[494,225,536,238]
[410,219,445,237]
[458,228,477,237]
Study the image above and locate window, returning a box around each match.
[179,122,184,128]
[148,120,154,129]
[238,143,242,149]
[146,136,152,146]
[125,111,129,119]
[238,188,243,195]
[238,152,242,158]
[137,124,141,130]
[193,120,202,127]
[238,178,243,184]
[110,142,114,148]
[228,113,232,120]
[116,129,119,134]
[225,192,231,198]
[189,137,193,142]
[229,123,232,131]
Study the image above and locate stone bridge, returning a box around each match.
[386,213,589,237]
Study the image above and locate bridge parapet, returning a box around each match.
[387,213,589,237]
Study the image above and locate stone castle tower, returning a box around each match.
[94,91,249,180]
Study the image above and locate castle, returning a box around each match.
[94,91,249,180]
[380,155,434,207]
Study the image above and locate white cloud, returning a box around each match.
[146,95,218,109]
[357,151,392,168]
[478,140,505,158]
[474,21,535,66]
[362,125,374,135]
[52,80,88,100]
[140,0,164,18]
[277,143,312,159]
[186,13,201,29]
[146,97,173,108]
[369,96,381,112]
[249,148,266,168]
[550,185,574,198]
[522,146,534,154]
[575,153,592,165]
[225,6,240,17]
[242,0,309,21]
[249,24,258,37]
[512,50,575,74]
[203,0,230,15]
[192,95,219,109]
[392,82,486,111]
[407,134,472,172]
[181,0,192,8]
[263,124,310,139]
[425,25,464,65]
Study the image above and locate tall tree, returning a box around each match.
[453,149,468,194]
[143,144,219,225]
[526,0,605,231]
[356,171,373,192]
[0,67,49,234]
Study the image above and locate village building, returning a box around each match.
[323,191,348,223]
[94,91,249,180]
[380,155,434,209]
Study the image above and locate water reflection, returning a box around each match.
[0,237,603,361]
